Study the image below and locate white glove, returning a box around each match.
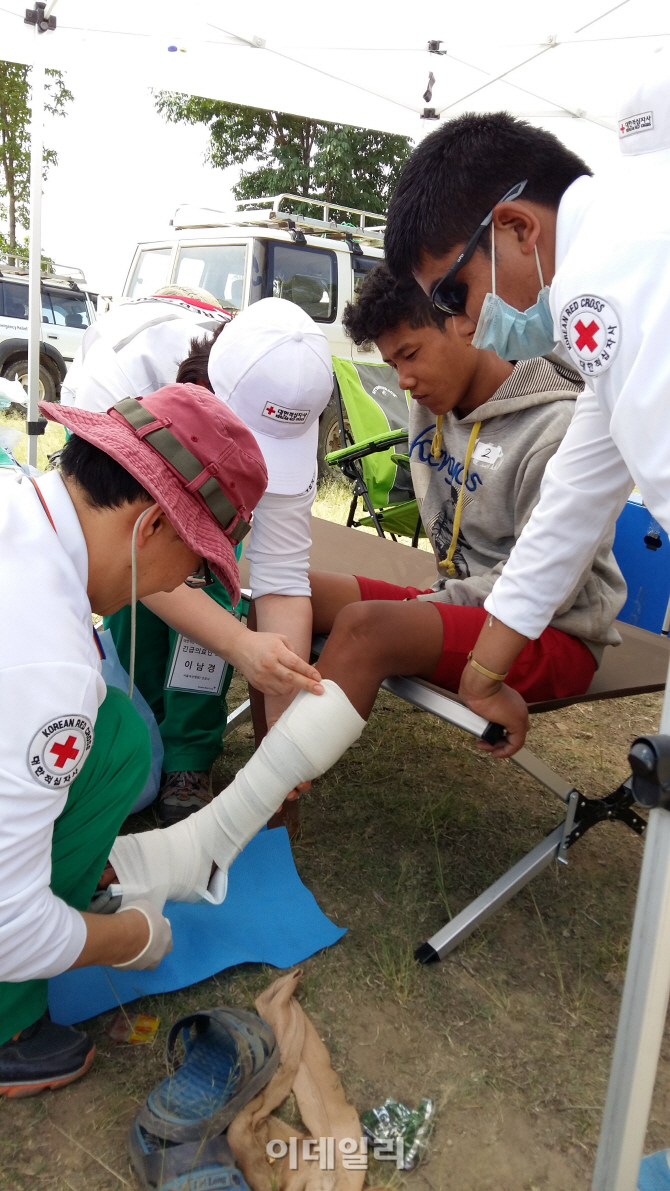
[112,899,173,971]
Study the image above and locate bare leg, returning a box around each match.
[316,598,445,720]
[246,600,268,747]
[247,598,300,831]
[99,600,444,891]
[309,571,362,634]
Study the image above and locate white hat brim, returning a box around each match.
[248,418,319,496]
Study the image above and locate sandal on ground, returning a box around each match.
[136,1008,279,1144]
[129,1118,250,1191]
[158,770,213,828]
[639,1149,670,1190]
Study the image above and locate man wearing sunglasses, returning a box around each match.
[384,55,670,761]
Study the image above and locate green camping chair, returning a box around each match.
[325,357,424,545]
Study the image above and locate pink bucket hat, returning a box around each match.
[40,383,267,604]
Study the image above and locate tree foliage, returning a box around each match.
[155,92,411,215]
[0,60,73,264]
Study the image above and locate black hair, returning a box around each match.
[342,263,448,348]
[175,319,228,387]
[59,434,152,509]
[384,112,592,277]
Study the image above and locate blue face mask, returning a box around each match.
[471,226,557,360]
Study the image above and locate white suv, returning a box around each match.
[123,195,389,465]
[0,266,98,402]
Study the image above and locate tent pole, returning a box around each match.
[591,656,670,1190]
[27,52,45,468]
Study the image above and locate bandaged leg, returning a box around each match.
[109,680,365,909]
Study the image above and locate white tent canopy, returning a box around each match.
[0,0,667,140]
[0,0,667,462]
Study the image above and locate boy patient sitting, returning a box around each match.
[309,264,626,718]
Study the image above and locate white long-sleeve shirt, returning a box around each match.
[486,146,670,640]
[245,477,316,599]
[0,471,104,981]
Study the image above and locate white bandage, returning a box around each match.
[109,680,365,910]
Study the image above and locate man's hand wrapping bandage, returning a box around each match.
[109,681,365,910]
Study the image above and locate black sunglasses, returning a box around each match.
[430,180,528,316]
[185,559,215,589]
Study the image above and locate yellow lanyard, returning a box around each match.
[438,420,481,576]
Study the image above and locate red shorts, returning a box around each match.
[354,576,596,703]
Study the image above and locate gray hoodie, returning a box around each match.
[408,357,626,664]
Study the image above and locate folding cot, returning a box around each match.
[238,517,670,963]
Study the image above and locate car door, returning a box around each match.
[42,287,92,363]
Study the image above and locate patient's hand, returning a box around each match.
[286,780,311,802]
[459,673,529,758]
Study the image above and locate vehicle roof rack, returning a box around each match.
[0,258,88,288]
[172,193,386,247]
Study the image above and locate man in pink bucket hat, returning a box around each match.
[0,381,357,1097]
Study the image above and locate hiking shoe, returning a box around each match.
[0,1013,95,1098]
[158,769,212,827]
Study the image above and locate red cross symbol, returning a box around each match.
[620,124,625,133]
[49,735,80,769]
[574,319,599,353]
[266,405,276,415]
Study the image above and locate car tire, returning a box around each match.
[317,390,351,480]
[3,358,58,403]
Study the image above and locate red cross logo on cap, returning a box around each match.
[574,319,599,353]
[266,406,275,416]
[50,735,80,769]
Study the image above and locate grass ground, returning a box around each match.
[2,420,668,1189]
[0,407,65,470]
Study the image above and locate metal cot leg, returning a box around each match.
[222,698,251,740]
[415,824,565,962]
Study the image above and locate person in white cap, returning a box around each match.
[62,287,325,826]
[206,298,334,736]
[383,48,670,782]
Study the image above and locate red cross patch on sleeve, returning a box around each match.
[28,715,94,789]
[559,295,620,377]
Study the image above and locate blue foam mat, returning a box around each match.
[48,827,346,1025]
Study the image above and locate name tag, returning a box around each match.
[471,440,503,470]
[165,635,229,696]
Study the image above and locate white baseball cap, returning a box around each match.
[207,297,333,495]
